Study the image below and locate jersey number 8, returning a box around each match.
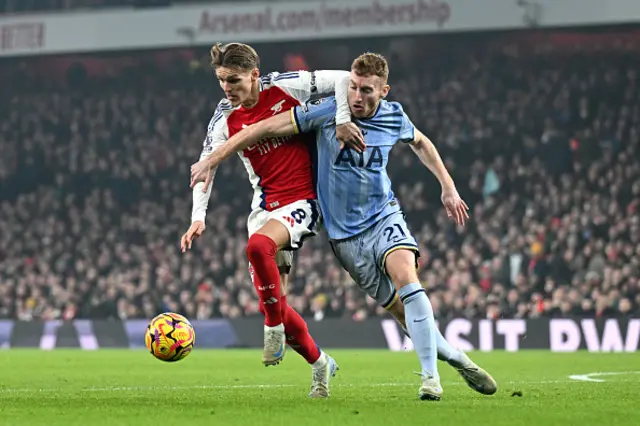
[291,209,307,224]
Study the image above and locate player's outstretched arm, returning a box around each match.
[409,129,454,188]
[190,111,296,190]
[409,129,470,225]
[181,108,229,252]
[274,70,350,123]
[274,70,364,150]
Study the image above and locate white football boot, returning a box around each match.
[451,352,498,395]
[401,324,497,396]
[308,353,339,398]
[262,324,286,366]
[417,373,443,401]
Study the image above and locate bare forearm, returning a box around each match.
[411,130,455,190]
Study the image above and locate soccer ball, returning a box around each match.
[145,312,195,362]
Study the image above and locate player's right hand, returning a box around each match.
[441,187,470,226]
[336,123,366,152]
[180,221,206,253]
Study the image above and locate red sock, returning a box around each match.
[246,234,282,326]
[280,295,321,364]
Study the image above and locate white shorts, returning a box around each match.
[247,199,322,268]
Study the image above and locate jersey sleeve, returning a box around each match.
[267,70,348,102]
[291,97,337,135]
[191,102,230,223]
[268,70,351,125]
[399,111,416,143]
[199,105,229,159]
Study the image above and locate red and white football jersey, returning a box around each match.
[192,70,350,222]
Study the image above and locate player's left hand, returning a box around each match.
[190,159,212,191]
[336,123,366,152]
[441,187,470,226]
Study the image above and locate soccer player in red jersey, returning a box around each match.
[180,42,362,397]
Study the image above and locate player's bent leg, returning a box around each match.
[260,214,337,394]
[385,299,497,395]
[276,237,322,365]
[247,220,292,366]
[278,260,339,397]
[276,281,338,397]
[280,295,320,362]
[281,293,339,399]
[385,294,463,361]
[385,249,442,401]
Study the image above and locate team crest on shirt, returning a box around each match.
[271,100,286,115]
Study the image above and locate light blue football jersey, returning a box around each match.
[291,96,416,240]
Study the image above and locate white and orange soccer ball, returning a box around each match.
[145,312,195,362]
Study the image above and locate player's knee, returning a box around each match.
[385,250,419,288]
[246,234,277,261]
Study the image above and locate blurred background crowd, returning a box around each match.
[0,9,639,322]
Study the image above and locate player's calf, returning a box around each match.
[247,234,286,365]
[247,233,283,326]
[386,249,441,399]
[281,295,322,364]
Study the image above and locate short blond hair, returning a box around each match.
[351,52,389,82]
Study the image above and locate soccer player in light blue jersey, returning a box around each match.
[191,53,497,400]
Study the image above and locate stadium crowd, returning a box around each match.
[0,32,639,322]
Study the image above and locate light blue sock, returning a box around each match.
[435,327,465,366]
[401,321,464,366]
[397,283,438,379]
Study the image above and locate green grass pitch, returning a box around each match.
[0,349,639,425]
